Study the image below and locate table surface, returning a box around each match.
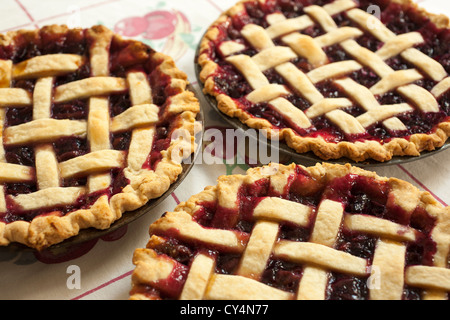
[0,0,449,300]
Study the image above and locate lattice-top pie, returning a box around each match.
[198,0,450,162]
[0,25,200,250]
[130,163,450,300]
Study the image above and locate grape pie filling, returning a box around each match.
[0,25,200,249]
[130,163,450,300]
[198,0,450,162]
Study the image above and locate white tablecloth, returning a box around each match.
[0,0,449,300]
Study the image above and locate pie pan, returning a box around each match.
[0,86,204,258]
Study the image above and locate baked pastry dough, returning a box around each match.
[130,163,450,300]
[198,0,450,162]
[0,25,200,250]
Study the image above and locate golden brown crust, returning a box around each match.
[0,25,200,250]
[130,162,450,300]
[174,162,447,214]
[197,0,450,163]
[391,0,450,29]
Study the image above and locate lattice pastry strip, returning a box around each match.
[131,163,450,300]
[1,45,130,209]
[2,66,158,209]
[347,8,447,82]
[86,28,115,193]
[296,199,344,300]
[280,16,427,131]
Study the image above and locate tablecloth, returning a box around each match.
[0,0,449,300]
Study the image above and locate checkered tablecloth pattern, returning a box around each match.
[0,0,449,300]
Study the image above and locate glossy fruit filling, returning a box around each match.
[140,166,439,300]
[205,0,450,143]
[0,27,174,224]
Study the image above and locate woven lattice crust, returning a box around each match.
[0,25,200,250]
[198,0,450,162]
[130,162,450,300]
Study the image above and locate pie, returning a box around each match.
[197,0,450,162]
[130,162,450,300]
[0,25,200,250]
